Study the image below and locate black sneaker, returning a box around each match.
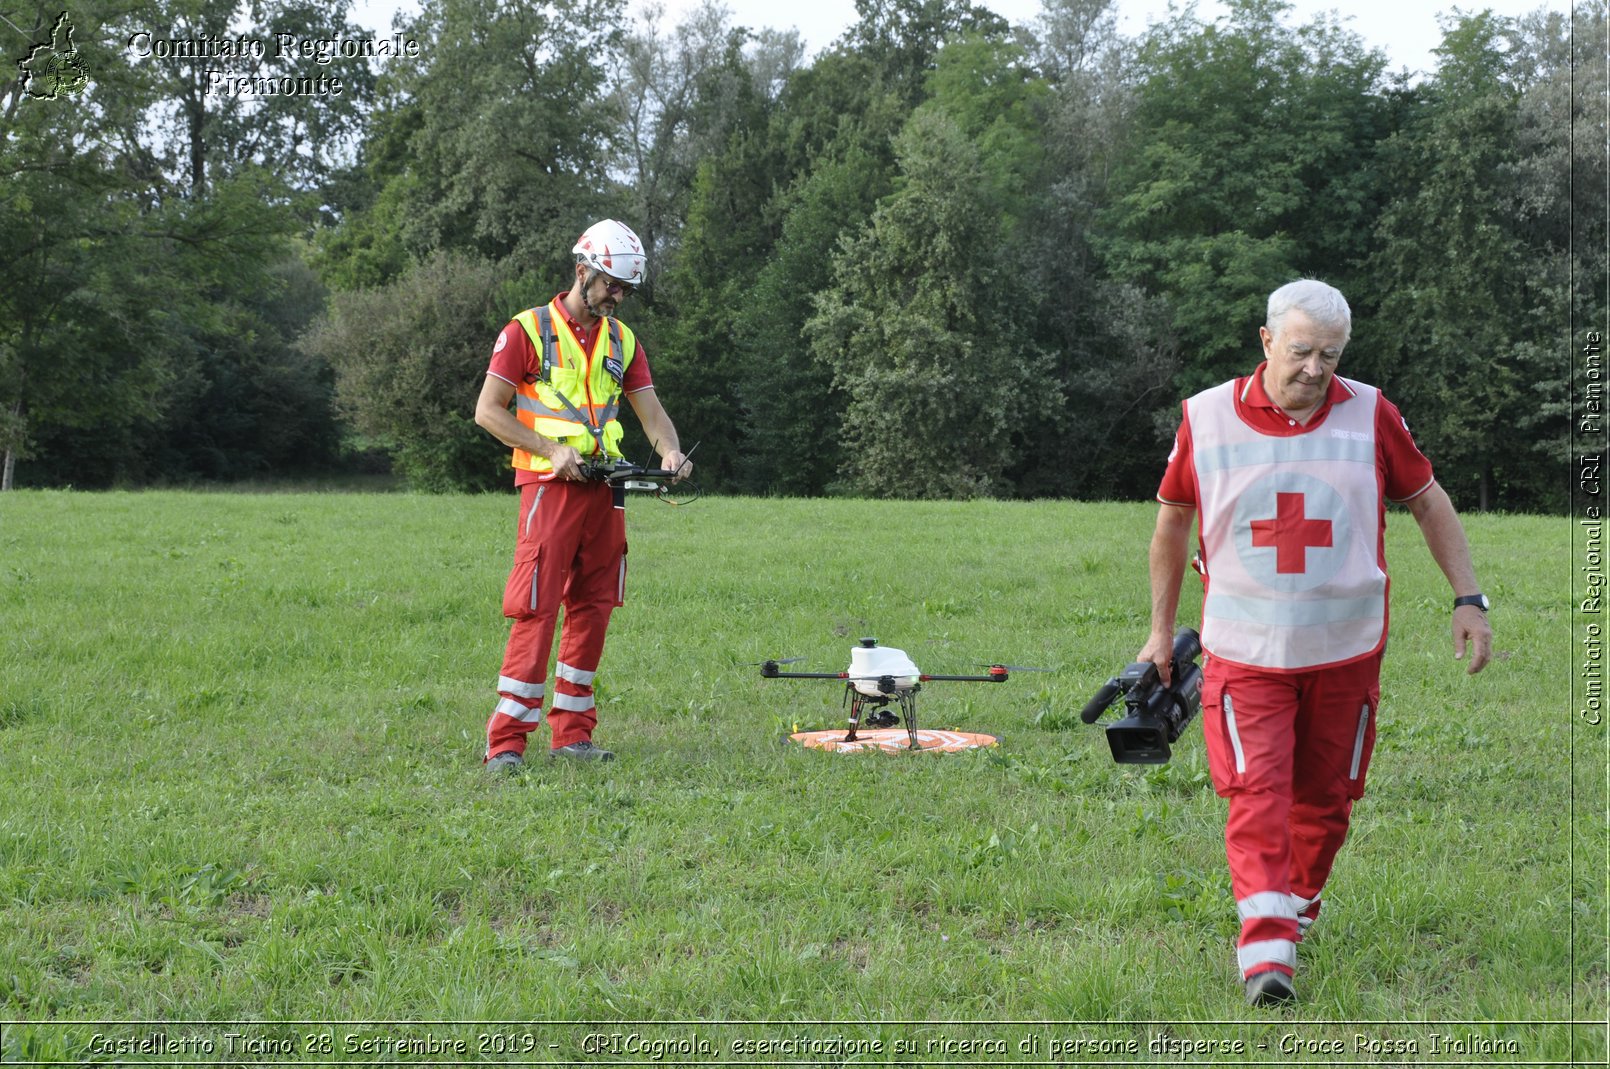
[551,741,615,762]
[1244,970,1296,1007]
[485,751,524,774]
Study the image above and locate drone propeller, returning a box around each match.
[743,657,806,666]
[979,663,1053,672]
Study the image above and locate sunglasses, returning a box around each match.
[598,275,635,297]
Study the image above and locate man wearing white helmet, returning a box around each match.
[474,219,691,767]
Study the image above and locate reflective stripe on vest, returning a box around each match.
[508,301,636,474]
[1190,376,1387,671]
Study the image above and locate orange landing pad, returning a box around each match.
[789,729,1000,753]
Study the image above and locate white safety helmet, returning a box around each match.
[573,219,647,286]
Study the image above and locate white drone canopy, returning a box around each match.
[848,640,920,696]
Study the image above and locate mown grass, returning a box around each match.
[0,491,1599,1064]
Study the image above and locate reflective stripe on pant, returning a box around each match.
[485,480,626,758]
[1200,652,1381,978]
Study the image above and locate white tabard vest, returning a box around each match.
[1189,376,1388,671]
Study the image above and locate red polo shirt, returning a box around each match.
[488,293,656,485]
[1156,363,1436,509]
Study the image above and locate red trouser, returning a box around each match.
[485,480,626,758]
[1199,651,1381,980]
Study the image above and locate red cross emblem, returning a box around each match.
[1250,491,1333,574]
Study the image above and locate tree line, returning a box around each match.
[2,0,1602,510]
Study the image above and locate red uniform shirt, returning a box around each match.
[1156,363,1435,509]
[487,293,656,485]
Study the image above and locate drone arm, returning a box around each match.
[762,669,849,680]
[919,672,1008,683]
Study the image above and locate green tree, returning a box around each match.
[1008,0,1182,500]
[842,0,1009,106]
[1099,0,1391,393]
[653,0,1019,494]
[1,0,371,488]
[614,3,802,284]
[2,3,122,486]
[139,253,341,482]
[1362,10,1567,511]
[361,0,622,271]
[302,252,515,492]
[1500,3,1606,515]
[766,0,1009,188]
[308,83,423,291]
[0,2,193,488]
[808,106,1057,498]
[729,146,891,496]
[641,127,778,487]
[114,0,375,201]
[635,18,788,490]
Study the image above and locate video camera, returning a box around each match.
[1079,628,1204,764]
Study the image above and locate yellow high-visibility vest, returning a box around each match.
[508,299,637,475]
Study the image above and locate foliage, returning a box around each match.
[307,153,419,293]
[0,2,153,487]
[730,147,892,496]
[1360,8,1584,512]
[809,100,1058,498]
[1098,0,1391,393]
[348,0,622,272]
[301,252,514,492]
[1005,0,1180,499]
[0,0,374,489]
[107,0,375,202]
[0,0,1586,510]
[639,27,788,490]
[841,0,1011,107]
[136,254,342,483]
[613,2,803,279]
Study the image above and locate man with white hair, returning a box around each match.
[1138,279,1492,1005]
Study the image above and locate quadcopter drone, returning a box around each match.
[755,638,1045,751]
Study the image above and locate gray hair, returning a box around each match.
[1267,279,1351,340]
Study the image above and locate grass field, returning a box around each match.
[0,490,1599,1066]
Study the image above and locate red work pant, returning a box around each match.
[485,480,626,758]
[1200,651,1381,980]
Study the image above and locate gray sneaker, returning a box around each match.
[551,741,615,762]
[1244,970,1295,1007]
[485,751,525,774]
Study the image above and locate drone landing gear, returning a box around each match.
[844,685,922,751]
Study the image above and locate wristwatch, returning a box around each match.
[1453,594,1490,612]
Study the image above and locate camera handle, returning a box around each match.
[1079,679,1123,723]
